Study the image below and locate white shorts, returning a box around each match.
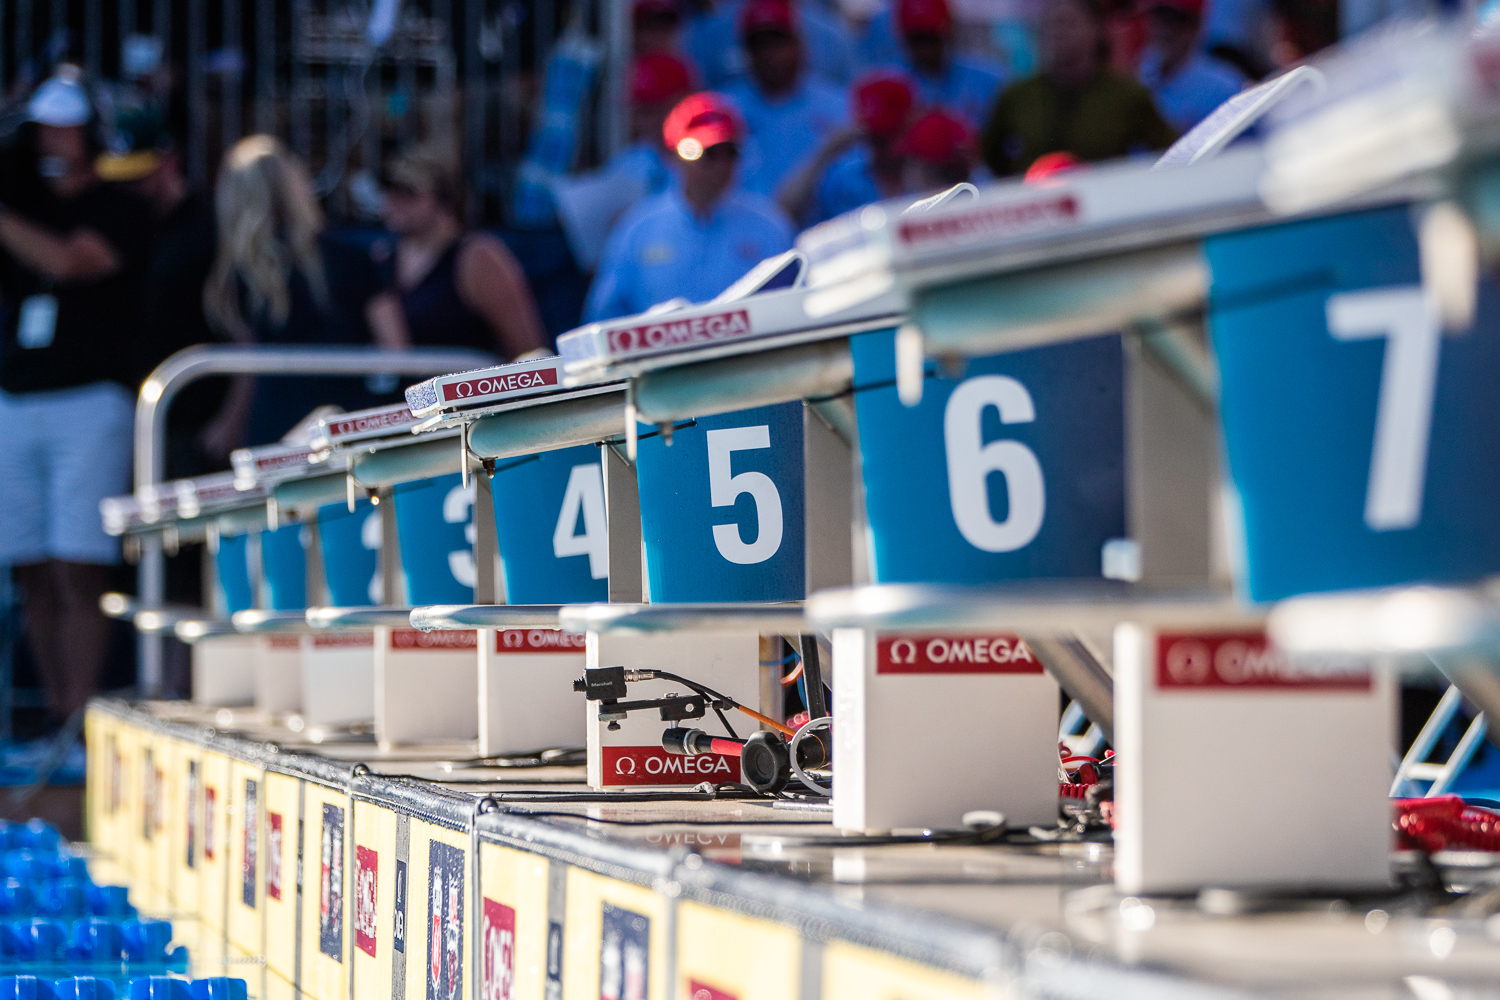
[0,382,134,565]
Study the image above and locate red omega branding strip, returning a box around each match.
[254,449,315,470]
[439,365,560,402]
[494,629,586,653]
[897,193,1080,247]
[326,407,417,439]
[875,635,1043,675]
[390,629,478,650]
[604,309,752,355]
[1155,632,1371,691]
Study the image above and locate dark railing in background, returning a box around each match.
[0,0,623,226]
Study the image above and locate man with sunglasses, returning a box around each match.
[585,92,793,323]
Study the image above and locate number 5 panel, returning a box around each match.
[1207,204,1500,602]
[850,329,1218,586]
[634,402,853,602]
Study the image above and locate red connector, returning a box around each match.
[1394,796,1500,852]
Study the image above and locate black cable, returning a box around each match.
[711,705,739,741]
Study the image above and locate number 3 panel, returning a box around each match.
[1207,203,1500,602]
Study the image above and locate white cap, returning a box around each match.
[28,74,92,127]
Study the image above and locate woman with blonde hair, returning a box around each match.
[203,135,408,446]
[381,145,547,359]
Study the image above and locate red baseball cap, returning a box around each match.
[1142,0,1204,16]
[631,53,695,106]
[1023,151,1081,184]
[894,109,974,166]
[739,0,798,40]
[663,92,744,159]
[852,72,916,138]
[897,0,953,37]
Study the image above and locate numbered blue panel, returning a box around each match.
[635,403,806,602]
[216,533,254,614]
[490,445,610,604]
[317,501,379,607]
[851,329,1125,583]
[391,473,475,606]
[260,525,307,610]
[1207,204,1500,602]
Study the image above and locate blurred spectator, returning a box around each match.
[779,71,917,226]
[726,0,849,197]
[96,104,232,476]
[981,0,1176,176]
[204,136,409,445]
[552,53,695,271]
[1137,0,1246,133]
[382,147,548,360]
[1268,0,1338,69]
[585,93,793,321]
[1203,0,1274,79]
[686,0,856,89]
[0,69,152,723]
[893,0,1006,128]
[634,0,686,55]
[897,108,976,193]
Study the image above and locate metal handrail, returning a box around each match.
[133,344,494,696]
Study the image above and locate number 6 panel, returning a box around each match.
[836,327,1220,832]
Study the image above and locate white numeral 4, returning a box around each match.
[553,463,609,579]
[1326,286,1442,532]
[943,375,1046,552]
[707,426,784,565]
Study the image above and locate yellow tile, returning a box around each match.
[675,900,800,1000]
[563,868,669,1000]
[478,841,550,1000]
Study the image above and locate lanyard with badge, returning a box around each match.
[16,280,58,350]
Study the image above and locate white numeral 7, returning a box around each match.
[1326,286,1442,532]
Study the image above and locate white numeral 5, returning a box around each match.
[707,426,784,565]
[553,463,609,579]
[943,375,1046,552]
[1326,286,1442,532]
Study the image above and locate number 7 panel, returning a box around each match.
[1207,203,1500,601]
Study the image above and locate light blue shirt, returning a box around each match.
[726,78,849,197]
[1138,48,1246,134]
[685,0,857,89]
[905,56,1006,129]
[585,185,795,322]
[602,141,673,198]
[813,146,883,225]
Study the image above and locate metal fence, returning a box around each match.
[0,0,624,225]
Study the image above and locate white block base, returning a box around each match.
[253,636,303,715]
[301,632,375,727]
[191,635,255,707]
[478,628,587,757]
[586,631,760,789]
[1115,623,1394,894]
[376,628,480,747]
[832,628,1059,832]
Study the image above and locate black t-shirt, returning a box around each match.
[0,180,153,393]
[245,234,392,445]
[141,191,225,428]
